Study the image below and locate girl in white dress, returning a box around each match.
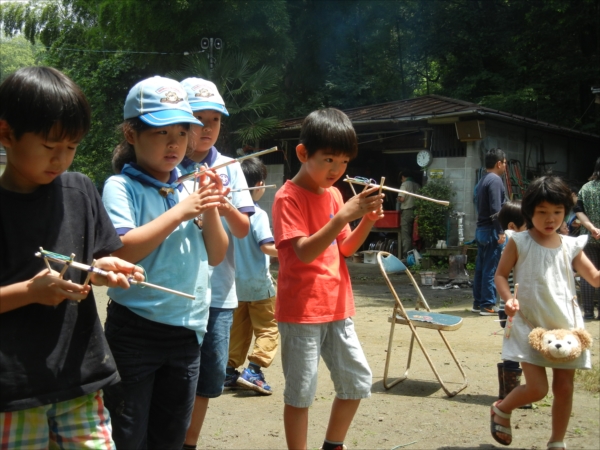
[492,176,599,450]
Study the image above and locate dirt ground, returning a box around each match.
[95,260,600,450]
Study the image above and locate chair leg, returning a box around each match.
[399,323,468,397]
[383,308,409,390]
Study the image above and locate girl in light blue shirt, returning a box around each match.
[101,76,229,449]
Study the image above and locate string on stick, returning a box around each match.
[176,146,279,185]
[344,176,450,206]
[36,248,195,300]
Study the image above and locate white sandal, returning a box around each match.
[490,401,512,446]
[547,442,566,449]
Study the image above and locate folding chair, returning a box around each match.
[377,251,468,397]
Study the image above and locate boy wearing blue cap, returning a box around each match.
[101,76,229,448]
[0,67,144,449]
[178,78,255,450]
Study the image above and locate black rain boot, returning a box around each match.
[503,366,532,409]
[497,362,505,399]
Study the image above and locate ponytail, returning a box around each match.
[111,118,151,174]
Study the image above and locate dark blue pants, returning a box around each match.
[472,226,504,310]
[103,301,201,450]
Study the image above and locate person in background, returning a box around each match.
[575,157,600,319]
[226,157,279,395]
[178,77,254,450]
[494,200,530,409]
[396,168,420,259]
[472,148,507,316]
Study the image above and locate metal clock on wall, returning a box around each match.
[416,149,432,168]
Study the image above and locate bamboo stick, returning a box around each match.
[36,249,195,300]
[176,146,279,185]
[344,177,450,206]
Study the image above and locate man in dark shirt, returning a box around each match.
[472,149,507,315]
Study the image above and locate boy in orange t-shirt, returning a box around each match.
[273,108,384,450]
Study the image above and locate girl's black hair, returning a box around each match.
[521,176,574,229]
[497,200,525,231]
[299,108,358,159]
[241,157,267,187]
[111,118,190,173]
[0,66,90,141]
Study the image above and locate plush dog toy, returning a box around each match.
[529,328,593,363]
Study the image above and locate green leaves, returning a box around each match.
[415,180,454,248]
[170,50,283,153]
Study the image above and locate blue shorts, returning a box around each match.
[195,307,234,398]
[279,318,372,408]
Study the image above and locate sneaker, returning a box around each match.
[480,306,499,316]
[470,307,481,313]
[224,369,240,390]
[236,367,272,395]
[583,314,595,320]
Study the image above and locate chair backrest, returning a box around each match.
[380,252,408,274]
[377,251,432,312]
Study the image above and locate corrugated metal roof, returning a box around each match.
[278,94,600,140]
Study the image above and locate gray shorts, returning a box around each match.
[279,318,372,408]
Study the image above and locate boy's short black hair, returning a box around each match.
[498,200,525,230]
[299,108,358,159]
[241,157,267,187]
[0,66,91,141]
[521,176,573,229]
[485,148,506,169]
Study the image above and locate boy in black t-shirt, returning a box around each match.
[0,67,143,448]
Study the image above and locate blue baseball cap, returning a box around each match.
[124,76,203,127]
[180,78,229,116]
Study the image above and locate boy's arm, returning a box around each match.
[221,206,250,239]
[202,205,229,266]
[338,214,381,257]
[0,270,91,313]
[291,186,384,263]
[0,257,144,313]
[260,242,278,258]
[494,239,519,315]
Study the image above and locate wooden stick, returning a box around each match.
[36,250,195,300]
[230,184,276,193]
[344,177,450,206]
[345,175,357,195]
[58,254,74,279]
[84,259,96,285]
[176,146,279,184]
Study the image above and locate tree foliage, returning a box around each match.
[168,51,283,154]
[1,0,598,183]
[414,179,455,248]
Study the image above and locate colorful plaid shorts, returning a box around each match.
[0,390,114,450]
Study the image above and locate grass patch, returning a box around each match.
[575,364,600,394]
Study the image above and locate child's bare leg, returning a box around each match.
[184,396,210,446]
[493,362,548,440]
[284,404,308,450]
[548,368,575,446]
[325,398,361,443]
